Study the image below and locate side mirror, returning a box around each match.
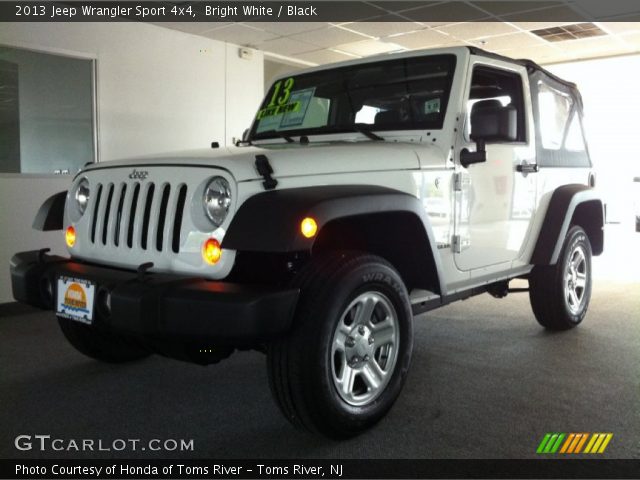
[460,102,518,168]
[235,128,251,147]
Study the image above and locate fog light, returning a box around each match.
[65,226,76,247]
[40,277,54,307]
[300,217,317,238]
[202,238,222,265]
[97,288,112,317]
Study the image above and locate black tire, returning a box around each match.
[267,252,413,438]
[529,226,593,330]
[57,317,150,363]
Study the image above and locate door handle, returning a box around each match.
[516,163,538,175]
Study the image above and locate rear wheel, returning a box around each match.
[267,252,413,438]
[529,226,593,330]
[57,317,150,363]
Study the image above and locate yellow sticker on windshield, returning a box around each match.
[257,101,301,120]
[267,77,295,107]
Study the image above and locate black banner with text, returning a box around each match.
[2,459,640,479]
[1,1,640,23]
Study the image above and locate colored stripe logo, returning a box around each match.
[537,433,613,454]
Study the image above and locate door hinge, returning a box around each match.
[452,234,462,254]
[453,172,462,192]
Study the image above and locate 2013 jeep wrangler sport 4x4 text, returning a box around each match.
[11,47,604,438]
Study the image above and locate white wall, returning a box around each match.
[0,23,263,303]
[264,59,305,92]
[225,44,266,145]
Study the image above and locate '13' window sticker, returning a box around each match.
[256,78,302,121]
[269,77,295,107]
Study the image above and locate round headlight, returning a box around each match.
[203,177,231,227]
[74,178,90,216]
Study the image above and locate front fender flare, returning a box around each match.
[32,191,67,231]
[223,185,445,294]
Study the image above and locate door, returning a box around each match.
[454,62,537,271]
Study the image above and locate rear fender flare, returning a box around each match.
[531,184,604,265]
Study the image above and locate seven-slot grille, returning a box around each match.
[88,181,188,254]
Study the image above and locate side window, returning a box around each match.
[468,66,526,142]
[564,113,586,152]
[530,72,591,168]
[538,82,573,149]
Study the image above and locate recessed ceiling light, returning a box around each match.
[531,23,607,42]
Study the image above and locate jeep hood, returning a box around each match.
[86,142,432,181]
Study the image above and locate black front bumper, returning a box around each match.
[10,250,299,345]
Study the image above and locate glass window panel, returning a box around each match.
[0,45,94,174]
[538,82,573,150]
[468,66,526,142]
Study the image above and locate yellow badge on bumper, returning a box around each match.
[56,276,95,324]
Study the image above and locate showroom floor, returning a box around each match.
[1,226,639,459]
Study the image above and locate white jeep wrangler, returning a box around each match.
[11,47,604,438]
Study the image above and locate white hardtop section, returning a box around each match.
[82,141,449,182]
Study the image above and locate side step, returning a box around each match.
[410,289,441,315]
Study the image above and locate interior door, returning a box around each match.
[454,62,537,271]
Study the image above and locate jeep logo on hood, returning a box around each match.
[129,169,148,180]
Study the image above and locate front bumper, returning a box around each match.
[10,250,299,345]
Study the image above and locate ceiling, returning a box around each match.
[154,2,640,66]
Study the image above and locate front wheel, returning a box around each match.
[267,252,413,438]
[529,225,593,330]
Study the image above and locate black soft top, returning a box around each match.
[467,47,582,107]
[467,47,590,169]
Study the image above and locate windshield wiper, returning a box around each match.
[278,133,295,143]
[256,126,384,143]
[260,130,295,143]
[351,124,384,141]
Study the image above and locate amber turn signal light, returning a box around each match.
[202,238,222,265]
[300,217,318,238]
[65,226,76,247]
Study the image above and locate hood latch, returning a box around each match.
[255,154,278,190]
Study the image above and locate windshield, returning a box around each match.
[250,54,456,141]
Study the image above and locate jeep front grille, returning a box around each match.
[89,181,188,254]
